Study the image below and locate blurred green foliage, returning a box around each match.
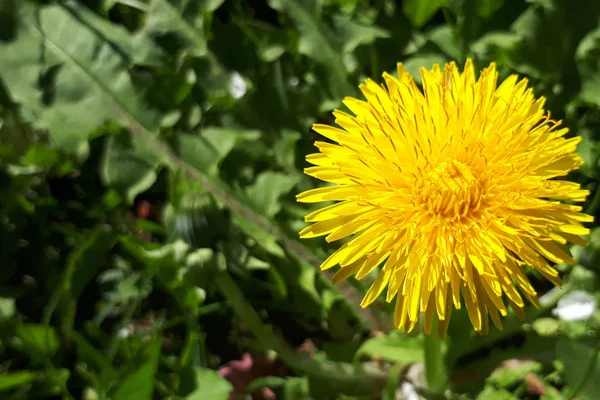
[1,0,600,399]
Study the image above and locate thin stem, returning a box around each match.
[424,318,448,397]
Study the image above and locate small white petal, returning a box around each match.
[289,76,299,87]
[552,290,596,321]
[229,72,247,99]
[118,326,133,338]
[397,382,420,400]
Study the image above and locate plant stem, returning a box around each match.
[424,318,447,397]
[215,268,387,394]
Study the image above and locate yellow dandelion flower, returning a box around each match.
[297,59,593,336]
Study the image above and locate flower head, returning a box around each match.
[297,60,593,336]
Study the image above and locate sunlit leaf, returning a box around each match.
[0,372,36,392]
[403,0,446,28]
[111,338,162,400]
[0,1,160,158]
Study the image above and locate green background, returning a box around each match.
[1,0,600,399]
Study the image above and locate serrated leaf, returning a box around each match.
[61,1,163,65]
[486,361,542,388]
[111,338,162,400]
[16,325,59,362]
[470,32,522,67]
[101,133,163,204]
[403,0,446,28]
[428,25,461,60]
[143,0,224,57]
[331,15,389,53]
[354,334,423,364]
[119,237,190,274]
[245,171,299,218]
[177,127,260,176]
[0,1,160,158]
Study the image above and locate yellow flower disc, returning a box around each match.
[297,59,593,336]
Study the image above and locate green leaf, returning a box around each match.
[16,325,59,362]
[119,237,189,274]
[428,25,461,60]
[556,339,600,400]
[509,0,600,83]
[331,15,389,54]
[0,372,36,392]
[486,361,542,388]
[403,0,446,28]
[181,367,233,400]
[576,25,600,107]
[574,231,600,274]
[532,318,560,336]
[354,333,423,364]
[177,127,260,176]
[266,0,353,99]
[476,386,518,400]
[143,0,223,57]
[101,133,162,204]
[65,228,117,300]
[401,54,448,85]
[72,331,118,383]
[283,377,311,400]
[21,143,60,168]
[43,227,117,337]
[274,130,301,169]
[215,271,387,394]
[234,18,288,63]
[473,0,504,18]
[470,32,521,68]
[111,337,162,400]
[0,297,15,320]
[61,1,164,65]
[0,2,160,158]
[576,128,599,178]
[245,171,299,218]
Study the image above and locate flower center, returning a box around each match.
[418,160,482,219]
